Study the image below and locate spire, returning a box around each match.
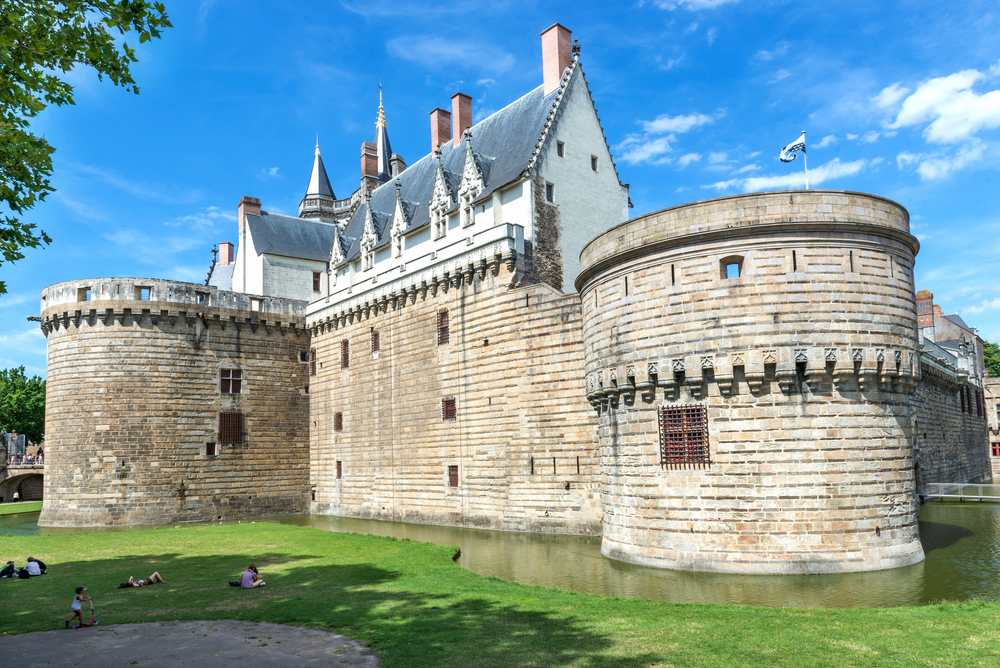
[375,85,393,181]
[305,141,335,199]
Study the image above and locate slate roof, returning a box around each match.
[206,262,234,291]
[337,82,560,265]
[304,149,336,199]
[943,313,974,332]
[922,337,958,367]
[246,212,340,262]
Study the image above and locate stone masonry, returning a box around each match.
[576,191,925,574]
[38,278,310,527]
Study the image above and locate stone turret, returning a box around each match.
[299,143,337,219]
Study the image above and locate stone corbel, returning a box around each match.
[184,312,197,328]
[73,310,83,328]
[218,314,229,330]
[715,365,735,396]
[775,358,797,393]
[167,310,179,326]
[113,309,126,327]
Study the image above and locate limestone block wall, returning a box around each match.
[576,190,925,574]
[911,374,990,487]
[38,278,311,527]
[986,378,1000,478]
[308,259,601,535]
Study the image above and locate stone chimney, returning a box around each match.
[219,242,235,266]
[541,23,573,96]
[452,93,472,147]
[361,141,379,194]
[238,196,261,232]
[430,108,451,153]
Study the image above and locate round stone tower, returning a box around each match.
[38,278,311,527]
[576,190,924,574]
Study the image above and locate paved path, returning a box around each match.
[0,619,378,667]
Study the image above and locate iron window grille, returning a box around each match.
[437,309,449,345]
[220,369,242,394]
[658,404,710,468]
[442,397,457,422]
[372,329,380,353]
[218,409,246,446]
[448,465,459,487]
[334,412,343,432]
[336,461,343,480]
[309,348,317,376]
[341,339,350,369]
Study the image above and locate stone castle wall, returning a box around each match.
[576,191,925,574]
[911,372,990,488]
[308,256,601,534]
[38,278,311,527]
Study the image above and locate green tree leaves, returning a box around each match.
[984,340,1000,379]
[0,366,45,444]
[0,1,172,295]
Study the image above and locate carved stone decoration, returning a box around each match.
[671,358,685,372]
[852,348,864,362]
[894,349,903,364]
[794,349,808,363]
[609,368,618,384]
[646,361,659,376]
[625,365,636,379]
[762,349,777,364]
[731,352,745,367]
[825,348,838,362]
[701,355,714,369]
[876,348,886,363]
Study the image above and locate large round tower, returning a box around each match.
[576,191,924,574]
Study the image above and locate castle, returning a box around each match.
[36,24,991,574]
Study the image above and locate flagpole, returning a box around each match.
[802,130,808,190]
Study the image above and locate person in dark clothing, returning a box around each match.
[0,561,15,578]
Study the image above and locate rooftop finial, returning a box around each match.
[376,82,387,130]
[572,37,581,57]
[315,134,320,156]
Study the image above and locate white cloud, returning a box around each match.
[872,83,911,110]
[262,167,280,177]
[677,153,701,167]
[476,78,495,87]
[746,151,761,158]
[861,131,880,143]
[708,151,728,163]
[888,68,1000,143]
[815,135,837,148]
[387,36,514,73]
[735,163,760,173]
[163,207,236,229]
[0,326,47,358]
[707,27,717,45]
[897,151,922,169]
[871,157,885,166]
[657,54,685,71]
[846,133,858,140]
[702,158,867,192]
[755,41,790,62]
[769,69,791,84]
[915,141,986,180]
[642,112,716,134]
[0,293,35,310]
[66,162,179,203]
[991,60,1000,77]
[616,135,675,165]
[684,22,699,33]
[964,297,1000,316]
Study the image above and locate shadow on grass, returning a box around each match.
[3,547,662,668]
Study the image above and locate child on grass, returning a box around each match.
[66,587,90,628]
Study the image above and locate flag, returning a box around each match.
[779,133,806,163]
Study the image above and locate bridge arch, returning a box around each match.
[1,472,43,502]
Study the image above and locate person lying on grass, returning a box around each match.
[118,572,167,588]
[241,564,265,588]
[66,587,90,627]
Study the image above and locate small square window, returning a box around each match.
[313,272,321,292]
[545,183,554,203]
[726,263,740,279]
[78,287,91,302]
[591,156,598,171]
[557,142,564,157]
[221,369,243,394]
[334,412,343,432]
[442,397,457,421]
[206,442,217,457]
[196,292,207,305]
[299,351,309,363]
[136,287,151,300]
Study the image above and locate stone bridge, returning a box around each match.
[0,462,44,502]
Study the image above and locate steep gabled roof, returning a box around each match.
[246,212,340,262]
[304,146,336,200]
[206,262,234,291]
[337,81,561,265]
[943,313,974,332]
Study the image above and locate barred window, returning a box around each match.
[309,348,317,376]
[658,405,709,467]
[218,409,245,445]
[334,412,343,432]
[448,465,459,487]
[437,309,449,345]
[442,397,457,421]
[336,460,343,480]
[220,369,242,394]
[341,339,350,369]
[372,329,380,353]
[992,443,1000,458]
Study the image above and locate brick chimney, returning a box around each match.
[541,23,573,96]
[361,141,379,194]
[219,242,235,266]
[452,93,472,146]
[238,196,261,232]
[430,108,451,153]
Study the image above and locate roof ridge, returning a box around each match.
[524,57,578,176]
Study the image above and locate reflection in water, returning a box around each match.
[4,499,1000,608]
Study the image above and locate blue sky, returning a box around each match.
[2,0,1000,377]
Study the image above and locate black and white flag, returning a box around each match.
[779,132,806,163]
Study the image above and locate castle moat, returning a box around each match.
[4,496,999,608]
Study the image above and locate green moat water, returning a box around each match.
[3,501,998,608]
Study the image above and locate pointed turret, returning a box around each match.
[299,142,337,219]
[375,87,392,182]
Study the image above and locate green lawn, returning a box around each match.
[0,501,42,515]
[1,523,998,667]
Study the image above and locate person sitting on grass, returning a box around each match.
[119,571,167,588]
[241,564,265,588]
[66,587,90,628]
[23,557,42,576]
[0,561,15,578]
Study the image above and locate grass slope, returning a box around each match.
[0,501,42,516]
[1,523,998,667]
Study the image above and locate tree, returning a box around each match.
[985,340,1000,379]
[0,366,46,444]
[0,1,172,294]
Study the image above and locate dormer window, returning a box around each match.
[433,209,447,240]
[363,249,374,271]
[462,196,474,228]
